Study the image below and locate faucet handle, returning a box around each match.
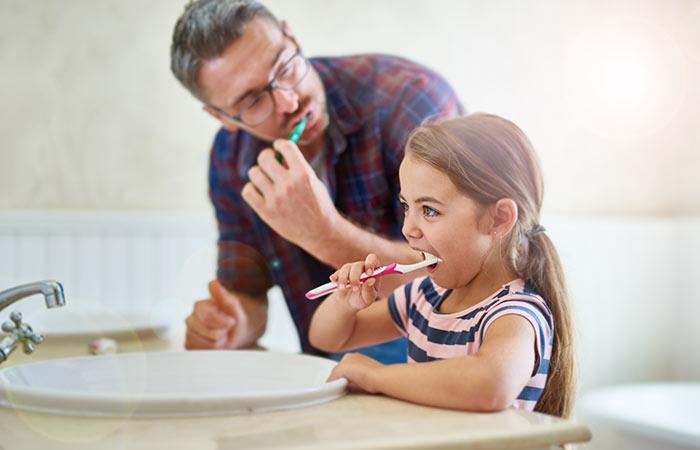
[1,311,44,354]
[1,311,23,332]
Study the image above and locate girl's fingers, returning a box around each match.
[373,274,382,293]
[335,255,380,295]
[361,278,376,305]
[336,263,351,290]
[348,261,365,289]
[326,364,342,382]
[364,253,380,274]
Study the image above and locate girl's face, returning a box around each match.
[398,155,495,290]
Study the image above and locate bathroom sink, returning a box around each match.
[0,350,346,417]
[24,305,172,339]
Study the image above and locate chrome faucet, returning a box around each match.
[0,280,66,363]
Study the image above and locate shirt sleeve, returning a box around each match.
[479,296,554,377]
[387,280,416,335]
[209,129,273,297]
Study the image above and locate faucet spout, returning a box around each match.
[0,280,66,312]
[0,280,65,364]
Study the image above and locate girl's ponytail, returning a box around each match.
[521,230,574,417]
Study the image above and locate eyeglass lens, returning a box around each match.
[239,53,309,126]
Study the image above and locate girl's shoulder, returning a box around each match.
[496,278,548,302]
[487,279,554,328]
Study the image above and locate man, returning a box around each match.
[170,0,463,362]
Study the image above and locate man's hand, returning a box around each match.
[241,139,339,249]
[184,280,267,350]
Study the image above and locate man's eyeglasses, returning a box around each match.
[211,47,310,127]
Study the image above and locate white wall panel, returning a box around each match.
[0,212,696,382]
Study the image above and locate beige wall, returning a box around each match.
[1,0,698,215]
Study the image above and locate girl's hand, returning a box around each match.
[326,353,384,394]
[329,254,382,311]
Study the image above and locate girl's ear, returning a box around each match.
[490,198,518,238]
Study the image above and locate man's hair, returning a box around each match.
[170,0,279,102]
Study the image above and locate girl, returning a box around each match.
[309,113,574,417]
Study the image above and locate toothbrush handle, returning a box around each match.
[305,263,399,300]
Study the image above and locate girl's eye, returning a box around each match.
[399,201,408,214]
[423,206,439,218]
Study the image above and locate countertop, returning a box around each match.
[0,328,591,450]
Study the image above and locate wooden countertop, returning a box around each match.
[0,329,591,450]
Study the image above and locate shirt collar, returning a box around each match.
[312,58,364,154]
[322,82,364,138]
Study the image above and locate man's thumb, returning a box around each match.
[208,280,243,318]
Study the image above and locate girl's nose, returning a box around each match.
[272,88,299,114]
[402,213,423,240]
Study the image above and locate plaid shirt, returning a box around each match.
[209,54,463,354]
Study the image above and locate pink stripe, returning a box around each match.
[529,373,548,389]
[406,325,482,359]
[512,399,536,411]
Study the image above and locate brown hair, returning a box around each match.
[405,113,574,417]
[170,0,279,101]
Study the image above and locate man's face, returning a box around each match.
[198,18,328,157]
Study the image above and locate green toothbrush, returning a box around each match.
[277,113,309,162]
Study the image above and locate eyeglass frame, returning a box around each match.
[208,45,310,128]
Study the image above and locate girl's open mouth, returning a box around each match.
[421,252,440,272]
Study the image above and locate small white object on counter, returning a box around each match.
[89,338,118,355]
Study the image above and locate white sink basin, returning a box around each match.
[24,305,171,339]
[0,350,346,417]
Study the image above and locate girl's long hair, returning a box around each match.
[405,113,574,417]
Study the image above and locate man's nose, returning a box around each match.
[271,88,299,114]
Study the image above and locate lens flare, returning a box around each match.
[564,18,688,140]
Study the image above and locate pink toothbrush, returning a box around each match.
[305,255,441,300]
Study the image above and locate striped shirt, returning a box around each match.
[209,54,463,354]
[387,276,553,411]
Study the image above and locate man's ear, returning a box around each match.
[203,106,239,132]
[489,198,518,238]
[280,20,298,46]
